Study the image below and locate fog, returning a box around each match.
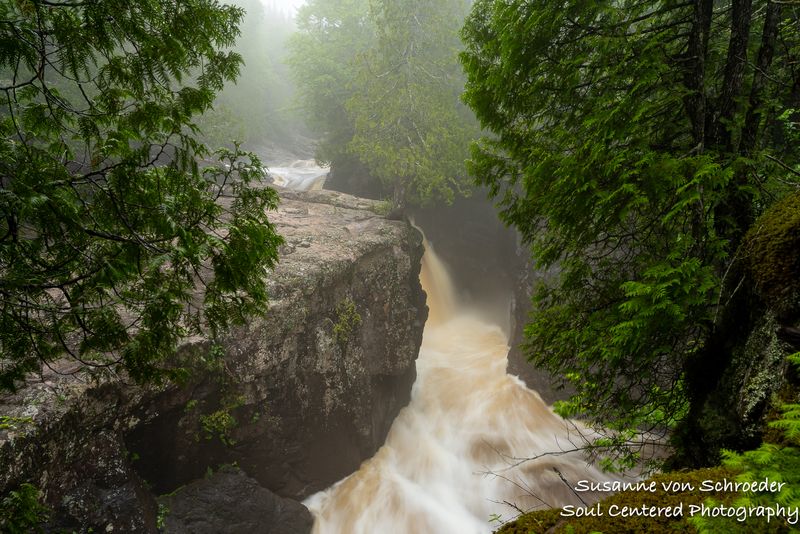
[260,0,306,14]
[198,0,311,162]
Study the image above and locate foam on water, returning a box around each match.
[304,239,624,533]
[267,159,329,191]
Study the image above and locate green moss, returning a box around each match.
[333,297,362,348]
[494,467,784,534]
[196,394,245,446]
[498,508,562,533]
[199,409,237,446]
[156,503,169,530]
[0,415,33,431]
[743,190,800,319]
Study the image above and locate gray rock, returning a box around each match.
[160,466,312,534]
[0,189,427,532]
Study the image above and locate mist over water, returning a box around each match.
[305,238,622,533]
[267,159,328,191]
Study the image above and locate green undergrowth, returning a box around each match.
[0,483,49,533]
[333,297,362,349]
[495,467,794,533]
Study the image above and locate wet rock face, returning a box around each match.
[128,189,426,499]
[0,189,427,532]
[692,311,792,454]
[160,466,314,534]
[504,256,573,405]
[0,383,159,533]
[323,155,386,200]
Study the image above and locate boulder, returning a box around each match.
[0,189,427,532]
[159,466,313,534]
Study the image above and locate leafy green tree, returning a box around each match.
[0,0,283,391]
[347,0,477,208]
[462,0,800,463]
[288,0,374,164]
[0,483,48,534]
[289,0,478,208]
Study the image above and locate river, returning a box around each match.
[303,238,622,533]
[266,159,329,191]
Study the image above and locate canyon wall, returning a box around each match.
[0,189,427,532]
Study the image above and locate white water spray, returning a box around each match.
[267,159,328,191]
[305,238,623,533]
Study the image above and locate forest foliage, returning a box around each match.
[3,0,799,486]
[462,0,800,464]
[288,0,479,208]
[0,0,283,391]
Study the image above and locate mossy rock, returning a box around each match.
[496,467,789,533]
[693,311,791,458]
[743,191,800,320]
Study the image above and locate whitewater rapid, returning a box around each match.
[266,159,328,191]
[304,239,622,533]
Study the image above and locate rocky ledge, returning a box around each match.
[0,189,427,532]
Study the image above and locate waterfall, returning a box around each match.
[266,159,328,191]
[304,238,622,533]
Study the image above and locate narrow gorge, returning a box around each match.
[0,163,626,533]
[305,239,621,533]
[3,1,799,532]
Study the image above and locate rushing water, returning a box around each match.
[304,239,622,534]
[267,159,329,191]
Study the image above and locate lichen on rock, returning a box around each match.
[0,188,427,532]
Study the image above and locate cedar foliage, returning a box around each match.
[461,0,800,464]
[689,353,800,532]
[0,0,283,391]
[288,0,478,208]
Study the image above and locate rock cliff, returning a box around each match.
[0,189,427,532]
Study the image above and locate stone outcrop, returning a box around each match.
[672,191,800,466]
[0,189,427,532]
[159,466,314,534]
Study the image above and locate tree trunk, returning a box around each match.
[683,0,714,151]
[740,1,781,155]
[711,0,754,152]
[392,179,407,211]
